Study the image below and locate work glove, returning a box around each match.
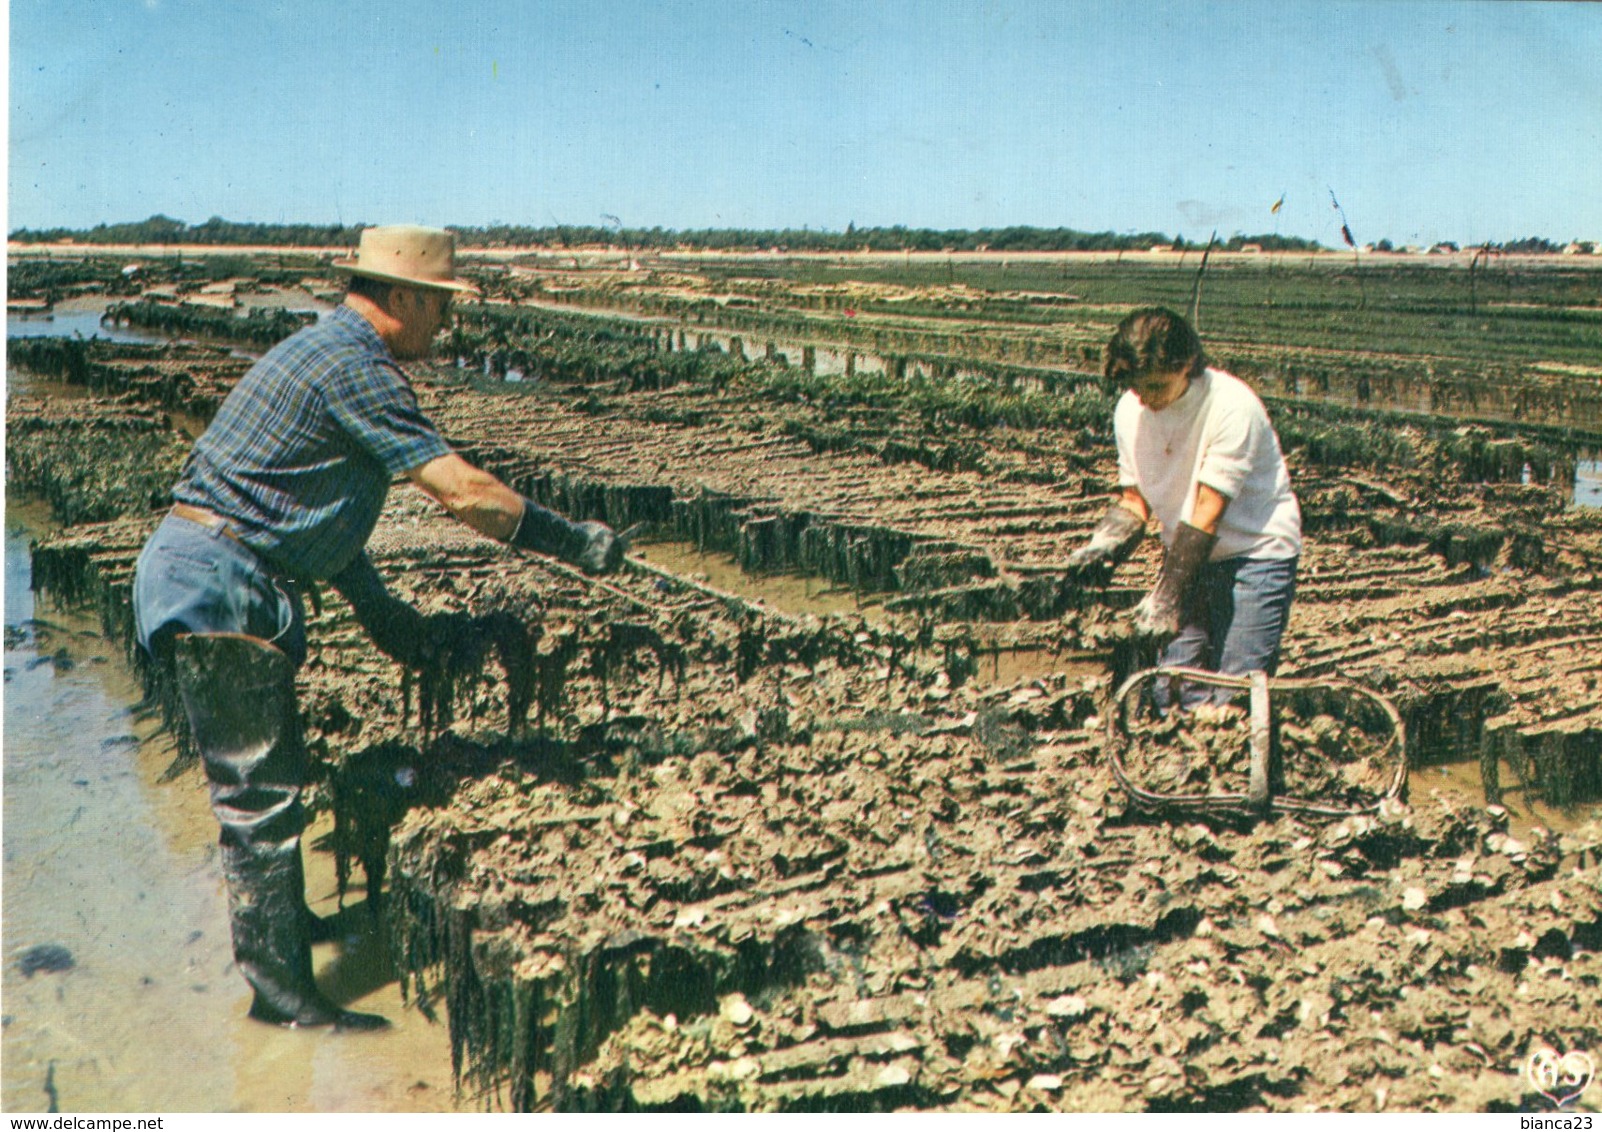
[1131,521,1217,646]
[329,555,484,671]
[509,498,625,575]
[1065,502,1145,572]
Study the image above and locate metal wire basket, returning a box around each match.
[1106,666,1407,819]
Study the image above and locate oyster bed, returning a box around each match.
[10,272,1602,1112]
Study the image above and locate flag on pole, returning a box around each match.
[1329,189,1357,248]
[1271,195,1284,215]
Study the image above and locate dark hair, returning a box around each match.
[344,275,396,304]
[1103,307,1206,386]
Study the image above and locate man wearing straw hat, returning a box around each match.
[131,225,621,1030]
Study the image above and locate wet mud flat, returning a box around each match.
[11,315,1602,1112]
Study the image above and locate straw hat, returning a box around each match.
[332,225,479,294]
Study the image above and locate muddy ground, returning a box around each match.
[7,269,1601,1112]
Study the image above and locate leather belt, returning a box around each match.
[170,502,245,544]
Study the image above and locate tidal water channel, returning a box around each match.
[1,500,469,1113]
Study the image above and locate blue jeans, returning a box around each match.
[133,513,308,669]
[1158,555,1298,709]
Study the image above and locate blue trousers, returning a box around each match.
[133,512,307,669]
[1158,555,1298,709]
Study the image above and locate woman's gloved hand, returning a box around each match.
[1131,521,1217,645]
[1066,502,1145,572]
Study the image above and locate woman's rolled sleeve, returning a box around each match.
[1197,402,1256,500]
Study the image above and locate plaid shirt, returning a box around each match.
[174,304,452,579]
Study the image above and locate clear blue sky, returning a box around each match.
[7,0,1600,247]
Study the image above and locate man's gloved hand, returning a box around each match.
[509,498,625,575]
[412,611,485,673]
[1131,521,1217,646]
[1066,502,1145,572]
[571,520,625,575]
[329,554,484,670]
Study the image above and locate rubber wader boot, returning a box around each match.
[174,632,386,1031]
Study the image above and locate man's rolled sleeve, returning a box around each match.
[326,356,453,476]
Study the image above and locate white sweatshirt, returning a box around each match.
[1114,367,1302,561]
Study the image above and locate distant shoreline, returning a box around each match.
[11,241,1602,270]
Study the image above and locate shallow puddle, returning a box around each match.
[8,305,168,346]
[972,645,1105,687]
[1413,756,1597,839]
[633,538,888,622]
[1575,459,1602,509]
[1,499,470,1113]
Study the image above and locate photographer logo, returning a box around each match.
[1525,1046,1595,1110]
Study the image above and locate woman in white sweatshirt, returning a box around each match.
[1068,307,1302,706]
